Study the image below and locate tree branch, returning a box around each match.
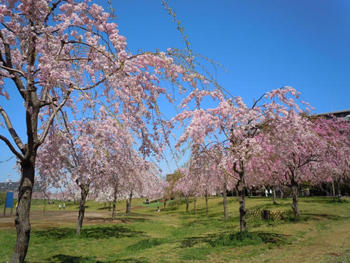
[44,0,63,25]
[0,105,25,152]
[0,30,26,99]
[0,134,24,160]
[38,90,71,146]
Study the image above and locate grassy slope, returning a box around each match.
[0,196,349,263]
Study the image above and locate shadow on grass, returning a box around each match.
[110,258,149,263]
[47,254,100,263]
[180,231,289,248]
[119,217,149,224]
[300,197,348,204]
[34,225,144,240]
[126,238,166,251]
[97,206,112,210]
[302,213,348,221]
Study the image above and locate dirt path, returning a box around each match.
[0,210,117,229]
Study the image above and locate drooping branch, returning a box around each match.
[44,0,63,25]
[0,31,26,99]
[38,90,72,146]
[0,134,24,160]
[0,105,25,152]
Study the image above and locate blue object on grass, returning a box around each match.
[5,192,14,208]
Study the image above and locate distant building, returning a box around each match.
[0,181,42,193]
[315,109,350,121]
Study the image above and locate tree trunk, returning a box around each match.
[125,200,129,213]
[76,185,89,235]
[11,160,35,263]
[223,179,228,221]
[42,196,46,215]
[193,197,197,214]
[126,190,132,214]
[331,180,336,198]
[336,180,342,201]
[185,196,189,213]
[291,180,299,217]
[112,199,117,220]
[273,186,277,205]
[112,189,117,220]
[238,186,247,232]
[205,191,209,216]
[112,183,118,219]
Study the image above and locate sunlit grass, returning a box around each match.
[0,196,349,262]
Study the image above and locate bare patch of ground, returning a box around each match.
[0,210,123,229]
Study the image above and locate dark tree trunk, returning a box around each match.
[273,186,277,205]
[223,179,228,221]
[193,197,197,214]
[76,184,89,235]
[112,199,117,220]
[238,186,247,232]
[336,180,342,201]
[112,186,118,220]
[205,191,209,216]
[126,190,132,214]
[331,180,336,198]
[291,180,299,217]
[185,196,189,213]
[42,196,47,215]
[11,160,35,263]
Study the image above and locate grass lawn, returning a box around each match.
[0,196,350,263]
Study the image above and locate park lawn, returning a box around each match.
[0,196,349,263]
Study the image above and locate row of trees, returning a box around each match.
[0,1,348,262]
[172,87,350,232]
[36,116,166,234]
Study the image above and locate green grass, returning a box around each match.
[0,196,350,262]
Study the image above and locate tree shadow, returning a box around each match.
[300,197,348,204]
[47,254,100,263]
[34,225,144,240]
[110,258,149,263]
[97,206,111,210]
[180,231,289,248]
[119,217,149,223]
[47,255,149,263]
[125,238,166,251]
[302,213,348,221]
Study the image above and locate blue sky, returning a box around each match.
[0,0,349,181]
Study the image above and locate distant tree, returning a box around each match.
[313,117,350,201]
[175,86,311,230]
